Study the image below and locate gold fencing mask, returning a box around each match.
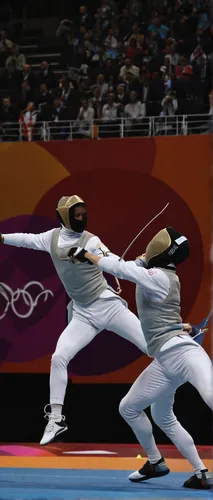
[145,227,189,268]
[56,195,87,232]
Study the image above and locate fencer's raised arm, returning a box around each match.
[0,231,120,258]
[0,230,55,252]
[83,226,190,300]
[84,253,169,301]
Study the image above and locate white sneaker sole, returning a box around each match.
[40,425,68,446]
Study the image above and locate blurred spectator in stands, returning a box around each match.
[99,0,112,19]
[119,58,140,82]
[125,71,141,97]
[147,30,160,61]
[160,56,174,85]
[38,96,71,140]
[175,56,193,80]
[37,61,57,89]
[51,97,65,120]
[124,90,145,134]
[0,30,13,66]
[19,101,38,141]
[78,76,92,99]
[125,38,143,67]
[96,73,108,99]
[116,83,128,109]
[104,28,118,49]
[20,81,35,110]
[141,78,151,114]
[56,19,73,45]
[0,96,19,142]
[101,91,118,120]
[58,75,80,109]
[36,83,53,111]
[79,5,93,31]
[6,44,26,72]
[148,17,169,40]
[83,33,94,57]
[0,61,21,90]
[161,90,178,116]
[77,97,94,137]
[71,45,91,69]
[90,86,103,119]
[91,44,106,67]
[130,0,142,18]
[164,39,179,68]
[148,72,167,107]
[104,28,118,60]
[0,96,18,122]
[103,58,118,84]
[101,91,120,137]
[190,44,207,79]
[22,64,37,88]
[96,0,113,34]
[197,9,210,32]
[124,23,144,48]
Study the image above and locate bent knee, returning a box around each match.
[51,351,69,367]
[119,397,128,419]
[119,395,140,422]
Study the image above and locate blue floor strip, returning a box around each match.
[0,468,211,499]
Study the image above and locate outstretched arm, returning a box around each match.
[82,252,169,300]
[0,229,55,253]
[83,251,192,332]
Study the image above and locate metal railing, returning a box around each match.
[0,114,212,142]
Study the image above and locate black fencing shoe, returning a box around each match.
[183,469,213,490]
[128,457,170,482]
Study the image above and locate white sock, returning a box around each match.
[195,466,207,477]
[149,455,162,465]
[50,404,62,420]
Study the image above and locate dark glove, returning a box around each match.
[68,247,93,264]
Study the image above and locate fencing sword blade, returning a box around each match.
[120,202,170,261]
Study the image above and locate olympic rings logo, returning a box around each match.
[0,281,54,319]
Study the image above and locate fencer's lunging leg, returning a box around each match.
[151,391,206,473]
[50,318,99,405]
[119,359,172,463]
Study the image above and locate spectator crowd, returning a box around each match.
[0,0,212,140]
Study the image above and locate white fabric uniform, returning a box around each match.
[98,256,213,471]
[3,228,147,405]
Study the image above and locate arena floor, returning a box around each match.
[0,443,212,500]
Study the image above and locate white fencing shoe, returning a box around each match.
[40,405,68,446]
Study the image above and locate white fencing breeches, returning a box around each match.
[50,295,147,405]
[119,342,213,470]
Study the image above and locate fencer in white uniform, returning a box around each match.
[0,195,148,446]
[74,227,213,490]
